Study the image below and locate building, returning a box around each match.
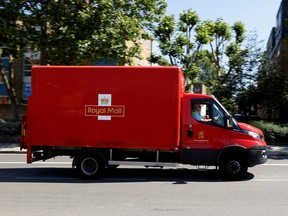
[267,0,288,61]
[266,0,288,121]
[126,38,152,66]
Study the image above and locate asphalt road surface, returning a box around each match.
[0,154,287,216]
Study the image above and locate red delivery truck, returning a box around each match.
[20,66,268,180]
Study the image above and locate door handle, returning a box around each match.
[187,124,193,138]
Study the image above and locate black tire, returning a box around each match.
[76,154,104,179]
[219,156,248,180]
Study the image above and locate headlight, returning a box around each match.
[243,130,264,140]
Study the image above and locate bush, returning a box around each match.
[0,120,21,136]
[249,120,288,143]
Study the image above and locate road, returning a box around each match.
[0,154,287,216]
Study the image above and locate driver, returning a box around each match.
[192,103,211,122]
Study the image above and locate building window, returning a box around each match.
[23,82,31,100]
[146,40,151,49]
[276,7,282,29]
[24,58,40,77]
[0,83,10,104]
[23,51,40,100]
[0,57,9,73]
[275,5,282,37]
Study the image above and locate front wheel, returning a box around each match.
[219,157,248,180]
[76,154,104,179]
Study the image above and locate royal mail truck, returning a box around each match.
[20,66,268,180]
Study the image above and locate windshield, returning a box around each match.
[213,96,241,130]
[213,97,230,116]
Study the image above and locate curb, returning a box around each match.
[0,150,26,154]
[0,143,25,154]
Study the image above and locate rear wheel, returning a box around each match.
[76,154,104,179]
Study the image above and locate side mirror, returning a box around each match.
[226,115,233,129]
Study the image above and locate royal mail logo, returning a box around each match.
[85,94,125,120]
[85,105,125,117]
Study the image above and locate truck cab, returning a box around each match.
[181,93,267,179]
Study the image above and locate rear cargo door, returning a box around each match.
[181,95,231,165]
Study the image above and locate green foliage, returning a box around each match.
[232,21,246,43]
[232,31,265,115]
[249,121,288,143]
[151,10,265,118]
[235,85,259,115]
[151,9,202,87]
[195,20,214,44]
[179,9,200,29]
[220,97,237,114]
[256,54,288,120]
[0,0,167,65]
[151,10,254,99]
[0,120,21,136]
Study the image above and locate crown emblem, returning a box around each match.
[100,97,109,105]
[199,131,204,139]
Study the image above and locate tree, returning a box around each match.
[151,11,246,90]
[0,0,167,120]
[1,0,167,65]
[151,10,264,113]
[232,31,265,115]
[0,5,26,121]
[212,30,264,113]
[151,9,202,91]
[256,52,288,121]
[235,85,259,115]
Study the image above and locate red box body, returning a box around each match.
[28,66,185,150]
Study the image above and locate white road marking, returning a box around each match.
[0,162,71,164]
[15,177,76,180]
[261,163,288,166]
[253,179,288,182]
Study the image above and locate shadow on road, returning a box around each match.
[0,167,254,183]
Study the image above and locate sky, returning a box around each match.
[166,0,282,45]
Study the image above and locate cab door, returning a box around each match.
[181,95,231,165]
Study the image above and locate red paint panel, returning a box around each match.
[28,66,184,150]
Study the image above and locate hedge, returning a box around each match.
[0,120,21,136]
[249,120,288,143]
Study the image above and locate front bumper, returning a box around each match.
[248,146,268,167]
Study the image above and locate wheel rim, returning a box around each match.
[81,157,98,176]
[226,160,241,175]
